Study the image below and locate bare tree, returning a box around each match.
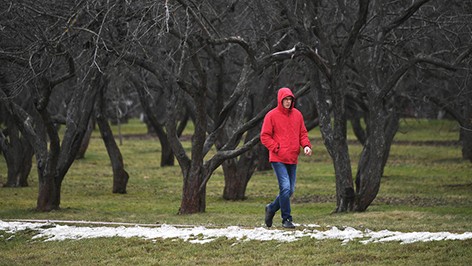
[111,0,310,212]
[0,0,126,210]
[275,0,471,212]
[4,0,467,215]
[412,1,472,162]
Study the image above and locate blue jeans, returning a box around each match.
[267,162,297,222]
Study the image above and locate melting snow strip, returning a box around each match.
[1,220,471,245]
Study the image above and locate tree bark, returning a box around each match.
[166,82,208,214]
[222,146,257,200]
[222,159,246,200]
[179,167,207,214]
[49,71,99,210]
[36,106,61,211]
[317,69,355,213]
[461,98,472,162]
[96,82,129,194]
[180,84,208,213]
[75,118,94,160]
[351,117,367,145]
[354,98,386,211]
[0,121,33,187]
[333,141,355,213]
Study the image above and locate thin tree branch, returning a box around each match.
[382,0,431,34]
[381,54,458,100]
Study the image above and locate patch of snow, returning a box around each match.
[1,220,471,245]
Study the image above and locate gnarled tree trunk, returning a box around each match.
[353,98,386,211]
[222,149,257,200]
[179,166,207,214]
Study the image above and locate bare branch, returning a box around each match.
[202,57,252,155]
[338,0,369,67]
[383,0,432,34]
[199,134,259,192]
[416,54,458,71]
[175,0,213,38]
[271,46,297,56]
[50,46,75,87]
[220,82,311,151]
[381,54,458,100]
[455,46,472,65]
[209,36,256,66]
[199,82,312,192]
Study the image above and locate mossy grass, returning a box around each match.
[1,118,471,265]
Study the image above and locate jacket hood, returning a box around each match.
[277,87,295,111]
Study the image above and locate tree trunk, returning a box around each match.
[222,123,259,200]
[75,118,94,159]
[319,106,355,213]
[130,74,175,167]
[222,150,257,200]
[461,99,472,162]
[381,109,400,174]
[17,147,33,187]
[164,81,207,214]
[222,159,245,200]
[96,81,129,194]
[429,94,472,162]
[36,110,62,211]
[333,140,356,212]
[51,71,100,210]
[179,166,206,214]
[1,120,33,187]
[179,93,208,214]
[3,78,64,211]
[353,99,386,211]
[36,173,61,211]
[5,143,33,187]
[322,74,355,213]
[351,117,367,145]
[160,142,175,166]
[96,118,129,193]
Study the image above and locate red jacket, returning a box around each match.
[260,87,311,164]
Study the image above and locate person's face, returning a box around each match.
[282,97,293,109]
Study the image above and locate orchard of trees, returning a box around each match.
[1,0,471,214]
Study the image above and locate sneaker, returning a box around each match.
[265,204,275,227]
[282,220,295,229]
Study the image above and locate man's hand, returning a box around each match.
[304,146,312,156]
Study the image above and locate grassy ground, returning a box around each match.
[0,118,471,265]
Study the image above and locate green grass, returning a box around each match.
[1,118,471,265]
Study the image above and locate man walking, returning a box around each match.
[260,87,312,229]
